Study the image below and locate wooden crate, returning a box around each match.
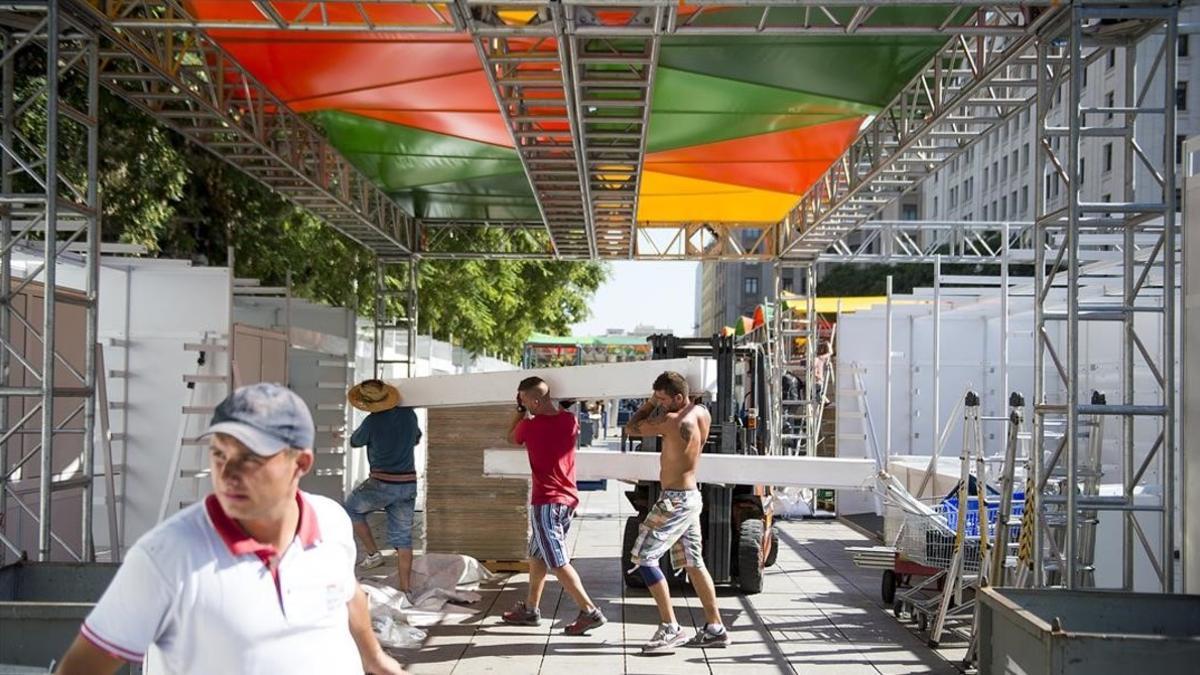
[425,405,530,561]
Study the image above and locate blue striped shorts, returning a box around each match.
[528,503,574,569]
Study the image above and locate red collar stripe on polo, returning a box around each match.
[204,491,322,558]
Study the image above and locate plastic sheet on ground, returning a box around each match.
[771,487,816,519]
[362,553,494,649]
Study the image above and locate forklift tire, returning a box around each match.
[737,518,765,594]
[763,524,780,568]
[881,569,897,605]
[622,516,646,589]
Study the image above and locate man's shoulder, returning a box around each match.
[128,501,212,569]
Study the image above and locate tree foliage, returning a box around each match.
[20,52,606,360]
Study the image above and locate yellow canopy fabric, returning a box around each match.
[636,171,798,222]
[780,295,927,314]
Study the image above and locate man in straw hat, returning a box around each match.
[54,383,407,674]
[500,376,607,635]
[345,379,422,594]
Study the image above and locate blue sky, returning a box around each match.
[570,261,698,337]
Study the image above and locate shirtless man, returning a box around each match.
[625,371,728,654]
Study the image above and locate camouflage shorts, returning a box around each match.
[630,489,705,571]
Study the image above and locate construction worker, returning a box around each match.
[501,376,607,635]
[626,371,728,654]
[53,383,406,675]
[345,379,422,594]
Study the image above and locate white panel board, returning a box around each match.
[389,357,714,408]
[483,449,877,491]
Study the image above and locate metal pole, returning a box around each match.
[1064,7,1083,590]
[1001,223,1010,402]
[409,259,419,379]
[373,260,383,379]
[0,28,13,565]
[1122,29,1137,593]
[81,29,99,562]
[38,2,59,561]
[1162,10,1179,594]
[1031,31,1050,588]
[885,275,893,464]
[933,254,942,456]
[805,265,818,455]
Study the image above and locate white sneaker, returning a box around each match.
[642,623,689,654]
[361,551,385,569]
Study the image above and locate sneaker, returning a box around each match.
[685,625,730,649]
[564,608,607,635]
[360,551,384,569]
[641,623,689,654]
[501,601,542,626]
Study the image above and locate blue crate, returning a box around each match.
[938,493,1025,538]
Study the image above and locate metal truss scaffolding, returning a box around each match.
[780,3,1063,261]
[68,0,414,258]
[1031,4,1178,592]
[373,259,418,380]
[0,2,100,563]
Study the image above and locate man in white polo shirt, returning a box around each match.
[53,383,407,675]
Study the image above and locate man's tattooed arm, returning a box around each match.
[680,417,703,447]
[626,399,662,436]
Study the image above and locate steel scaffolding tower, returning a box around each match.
[373,259,419,380]
[1031,4,1178,591]
[0,2,100,563]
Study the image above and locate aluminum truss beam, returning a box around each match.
[0,3,100,563]
[1031,4,1178,592]
[779,5,1067,261]
[812,219,1169,264]
[120,1,1060,38]
[65,0,414,258]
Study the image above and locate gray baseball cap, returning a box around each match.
[203,383,315,456]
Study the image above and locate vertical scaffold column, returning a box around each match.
[0,2,100,563]
[1033,3,1178,591]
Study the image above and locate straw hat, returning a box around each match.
[348,379,401,413]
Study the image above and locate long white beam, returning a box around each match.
[389,357,714,408]
[483,449,877,491]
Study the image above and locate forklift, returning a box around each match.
[619,334,779,594]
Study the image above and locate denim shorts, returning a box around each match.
[344,478,417,549]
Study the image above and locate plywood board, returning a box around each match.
[425,405,529,561]
[483,449,878,490]
[389,357,713,408]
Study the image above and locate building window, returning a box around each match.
[1022,143,1030,169]
[1001,196,1007,220]
[1021,108,1030,127]
[744,276,759,296]
[984,166,989,186]
[1080,157,1085,185]
[950,186,958,208]
[1106,49,1116,69]
[1104,143,1113,172]
[933,196,939,218]
[1011,190,1018,215]
[1181,35,1190,58]
[902,204,919,221]
[1178,82,1188,111]
[1105,92,1115,121]
[1082,65,1088,88]
[1021,186,1029,213]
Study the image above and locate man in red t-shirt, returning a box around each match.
[501,376,606,635]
